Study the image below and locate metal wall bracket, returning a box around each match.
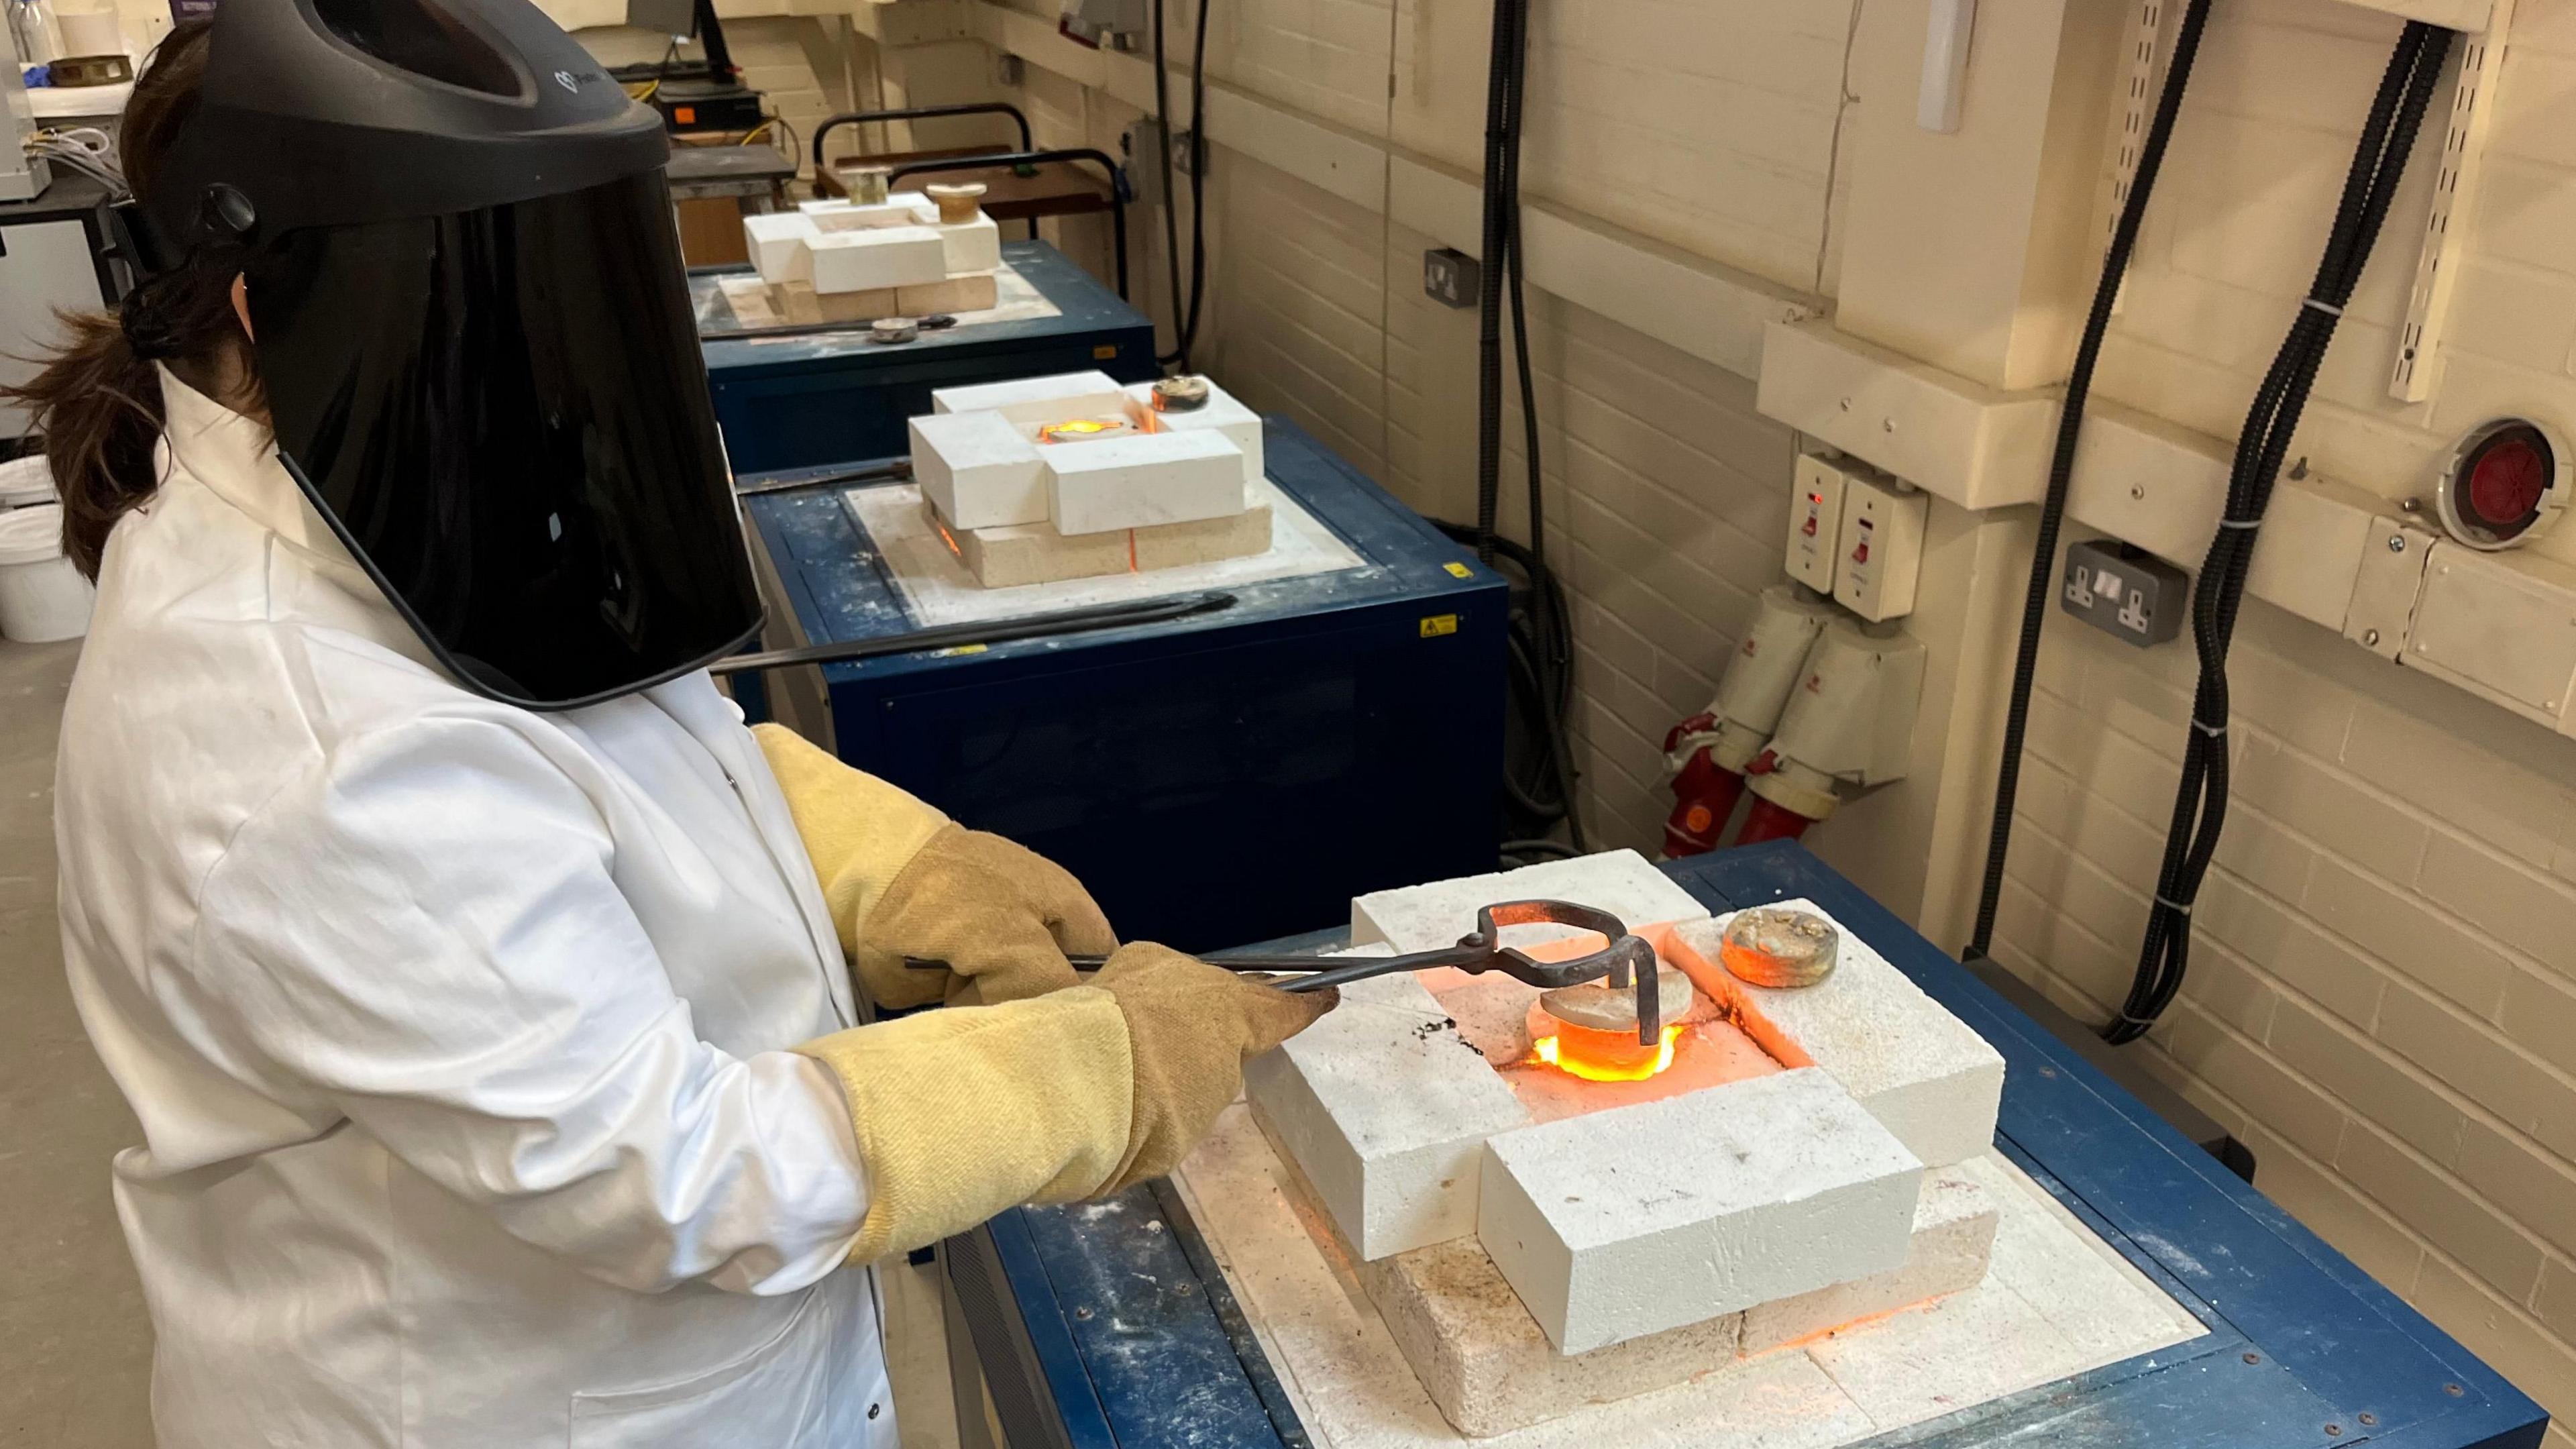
[2389,0,2516,403]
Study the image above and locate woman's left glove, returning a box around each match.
[755,723,1116,1008]
[793,944,1336,1263]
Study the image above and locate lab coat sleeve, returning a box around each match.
[186,716,870,1295]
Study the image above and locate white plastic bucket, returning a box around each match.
[0,453,57,511]
[0,504,95,643]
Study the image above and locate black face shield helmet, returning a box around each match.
[133,0,763,710]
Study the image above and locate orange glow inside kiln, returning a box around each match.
[1529,1020,1684,1081]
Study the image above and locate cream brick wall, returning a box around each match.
[1983,0,2576,1431]
[2102,0,2576,570]
[1194,153,1798,855]
[1992,553,2576,1428]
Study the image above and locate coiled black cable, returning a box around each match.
[1434,522,1580,857]
[2108,22,2453,1044]
[1966,0,2213,963]
[1465,0,1582,859]
[1150,0,1212,372]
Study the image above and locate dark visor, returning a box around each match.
[246,169,762,710]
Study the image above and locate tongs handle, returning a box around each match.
[923,897,1654,1032]
[1059,945,1483,993]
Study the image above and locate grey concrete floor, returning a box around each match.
[0,637,962,1449]
[0,639,153,1446]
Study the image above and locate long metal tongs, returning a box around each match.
[1079,900,1665,1044]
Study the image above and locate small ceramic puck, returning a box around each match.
[1717,908,1838,988]
[1152,375,1212,412]
[924,181,988,225]
[869,317,920,345]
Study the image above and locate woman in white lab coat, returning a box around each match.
[12,5,1330,1446]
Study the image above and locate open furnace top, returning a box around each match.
[1244,850,2008,1356]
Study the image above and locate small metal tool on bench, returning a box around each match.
[936,900,1666,1044]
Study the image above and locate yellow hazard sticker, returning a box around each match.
[1420,614,1460,638]
[1093,344,1120,360]
[1443,561,1473,578]
[932,644,989,657]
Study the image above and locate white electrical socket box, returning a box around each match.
[1788,453,1850,593]
[1834,473,1929,621]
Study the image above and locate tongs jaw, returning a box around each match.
[1452,900,1663,1044]
[1279,899,1662,1044]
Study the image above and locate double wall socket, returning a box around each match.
[2061,539,2186,647]
[1424,248,1480,309]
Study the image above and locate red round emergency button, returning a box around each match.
[2436,417,2569,552]
[2468,436,2546,525]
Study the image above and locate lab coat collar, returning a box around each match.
[154,366,441,669]
[156,366,339,561]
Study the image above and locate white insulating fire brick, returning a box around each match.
[1044,430,1247,535]
[1737,1163,1998,1353]
[936,214,1003,274]
[1664,902,2004,1170]
[808,225,947,294]
[896,272,1000,318]
[808,193,935,232]
[911,411,1046,531]
[1130,503,1272,571]
[1351,848,1711,953]
[744,212,819,284]
[1124,380,1266,486]
[1479,1068,1923,1354]
[1265,1138,1742,1441]
[1244,967,1531,1262]
[933,370,1129,419]
[945,515,1132,588]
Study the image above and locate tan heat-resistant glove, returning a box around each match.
[1089,943,1339,1191]
[792,944,1335,1263]
[754,723,1115,1008]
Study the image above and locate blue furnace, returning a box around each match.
[697,240,1159,475]
[735,419,1511,953]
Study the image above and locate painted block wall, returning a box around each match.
[1189,154,1800,855]
[2100,0,2576,577]
[1991,2,2576,1434]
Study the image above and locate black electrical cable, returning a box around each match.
[1964,0,2212,962]
[1152,0,1191,372]
[1457,0,1582,858]
[1470,0,1519,564]
[2107,22,2453,1045]
[1150,0,1214,372]
[1179,0,1212,360]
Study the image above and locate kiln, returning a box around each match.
[932,843,2548,1449]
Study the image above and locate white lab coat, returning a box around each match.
[55,370,899,1448]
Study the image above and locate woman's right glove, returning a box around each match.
[793,944,1336,1264]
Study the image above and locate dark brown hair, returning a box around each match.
[1,19,256,580]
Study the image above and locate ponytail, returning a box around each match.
[0,16,246,582]
[6,311,170,580]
